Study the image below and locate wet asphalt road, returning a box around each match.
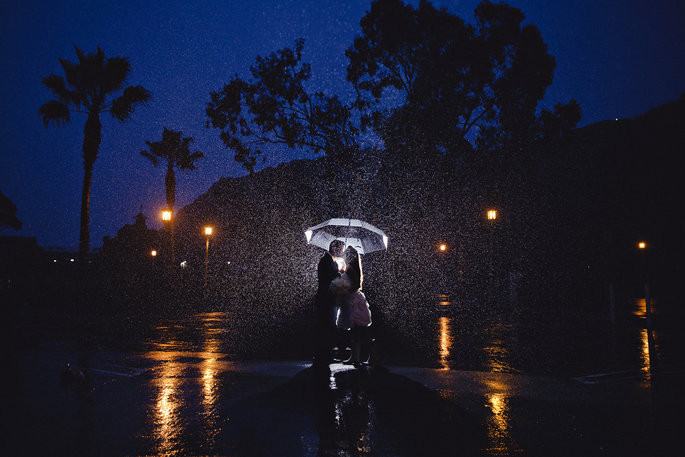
[8,326,685,457]
[7,293,685,456]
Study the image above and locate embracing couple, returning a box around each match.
[313,240,373,368]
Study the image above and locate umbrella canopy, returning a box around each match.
[305,218,388,255]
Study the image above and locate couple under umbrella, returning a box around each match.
[307,218,388,368]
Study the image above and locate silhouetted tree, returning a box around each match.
[39,46,151,261]
[204,0,581,290]
[140,128,203,211]
[0,189,22,231]
[346,0,558,160]
[206,39,359,173]
[343,0,586,301]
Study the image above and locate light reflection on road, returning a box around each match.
[145,312,229,456]
[482,322,521,455]
[484,390,522,455]
[433,295,521,454]
[140,296,664,456]
[200,313,222,448]
[640,328,652,380]
[438,316,452,370]
[632,298,657,383]
[153,361,183,455]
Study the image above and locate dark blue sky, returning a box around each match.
[1,0,683,249]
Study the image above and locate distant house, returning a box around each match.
[101,210,160,264]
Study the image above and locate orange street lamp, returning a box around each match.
[485,209,498,298]
[150,250,158,257]
[161,209,175,266]
[439,243,447,252]
[204,226,214,287]
[638,241,646,250]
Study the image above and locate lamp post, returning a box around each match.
[150,249,157,269]
[161,209,174,267]
[638,240,656,375]
[204,226,213,287]
[486,209,498,298]
[638,241,651,326]
[438,243,449,294]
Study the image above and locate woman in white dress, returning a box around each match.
[330,246,371,367]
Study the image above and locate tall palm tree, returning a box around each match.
[39,45,151,261]
[140,128,203,264]
[140,127,203,212]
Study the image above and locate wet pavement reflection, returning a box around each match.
[485,392,521,455]
[437,316,452,370]
[151,360,183,454]
[10,293,685,456]
[143,312,228,456]
[431,297,519,374]
[482,322,521,454]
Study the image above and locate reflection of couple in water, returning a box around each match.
[314,240,373,368]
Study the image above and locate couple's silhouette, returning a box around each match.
[313,240,372,367]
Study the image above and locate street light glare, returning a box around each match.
[203,226,213,287]
[161,210,172,221]
[638,241,646,249]
[439,243,447,252]
[487,210,498,220]
[150,250,157,257]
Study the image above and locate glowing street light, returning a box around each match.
[485,209,499,299]
[204,226,214,287]
[150,250,158,257]
[439,243,447,252]
[636,239,654,365]
[161,208,175,266]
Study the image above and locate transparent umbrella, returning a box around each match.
[304,218,388,255]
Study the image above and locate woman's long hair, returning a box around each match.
[345,246,363,291]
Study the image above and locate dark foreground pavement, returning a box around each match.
[7,340,685,456]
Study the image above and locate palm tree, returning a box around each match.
[140,128,203,263]
[39,45,151,261]
[140,127,203,212]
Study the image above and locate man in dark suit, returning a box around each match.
[313,239,345,367]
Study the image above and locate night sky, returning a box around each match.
[1,0,683,250]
